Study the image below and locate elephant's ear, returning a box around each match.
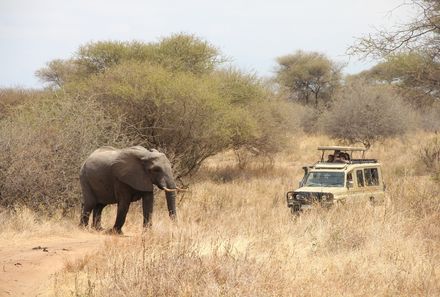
[111,148,153,192]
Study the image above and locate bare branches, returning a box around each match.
[349,0,440,59]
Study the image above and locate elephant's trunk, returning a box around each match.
[165,190,176,219]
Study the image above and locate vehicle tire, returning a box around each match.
[290,206,300,215]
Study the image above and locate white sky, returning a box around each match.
[0,0,413,88]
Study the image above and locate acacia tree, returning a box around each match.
[360,52,440,106]
[275,51,343,107]
[349,0,440,122]
[35,34,294,178]
[36,34,223,88]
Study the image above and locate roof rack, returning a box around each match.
[317,146,367,151]
[350,159,378,164]
[318,145,368,161]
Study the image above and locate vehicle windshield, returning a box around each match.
[304,172,345,187]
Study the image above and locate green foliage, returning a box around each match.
[275,51,343,107]
[361,52,440,107]
[154,33,222,75]
[34,34,294,180]
[0,34,298,212]
[37,34,222,87]
[321,79,415,148]
[74,62,293,177]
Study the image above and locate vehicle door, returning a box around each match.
[345,169,368,203]
[363,167,385,203]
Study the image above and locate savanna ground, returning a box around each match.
[0,134,439,297]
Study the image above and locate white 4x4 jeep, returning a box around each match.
[286,146,385,214]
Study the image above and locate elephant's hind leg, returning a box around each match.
[92,203,105,230]
[79,177,97,227]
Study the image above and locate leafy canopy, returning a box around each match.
[36,34,294,177]
[275,50,343,107]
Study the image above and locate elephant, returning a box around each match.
[79,146,178,233]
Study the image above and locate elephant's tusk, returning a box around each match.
[163,187,177,193]
[176,187,188,192]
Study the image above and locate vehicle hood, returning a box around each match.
[294,186,347,195]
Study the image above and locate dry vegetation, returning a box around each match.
[2,134,438,297]
[1,29,439,297]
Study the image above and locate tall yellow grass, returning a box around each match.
[2,134,439,296]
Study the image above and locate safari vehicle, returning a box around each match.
[286,146,385,214]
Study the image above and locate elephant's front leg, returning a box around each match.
[142,192,154,228]
[113,199,130,234]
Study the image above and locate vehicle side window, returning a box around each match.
[364,168,379,186]
[346,172,353,187]
[356,170,364,187]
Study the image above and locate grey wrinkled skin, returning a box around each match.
[79,146,177,234]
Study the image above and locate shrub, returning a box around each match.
[0,88,43,119]
[321,79,416,147]
[0,94,128,213]
[419,136,440,181]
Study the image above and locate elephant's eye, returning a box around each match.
[151,166,161,173]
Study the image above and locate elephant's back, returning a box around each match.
[86,147,118,163]
[82,146,119,176]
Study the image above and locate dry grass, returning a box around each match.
[0,206,81,241]
[2,133,439,296]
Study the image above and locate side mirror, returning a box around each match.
[347,180,354,188]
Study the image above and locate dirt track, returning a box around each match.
[0,233,107,297]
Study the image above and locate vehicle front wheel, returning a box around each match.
[290,205,300,215]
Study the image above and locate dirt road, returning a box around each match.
[0,233,107,297]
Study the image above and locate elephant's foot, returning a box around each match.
[78,223,89,230]
[93,226,104,232]
[105,228,123,235]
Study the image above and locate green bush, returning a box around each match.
[36,34,295,178]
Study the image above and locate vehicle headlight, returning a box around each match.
[286,191,295,203]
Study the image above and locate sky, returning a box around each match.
[0,0,413,88]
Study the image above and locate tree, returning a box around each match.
[275,51,343,107]
[35,34,294,178]
[359,52,440,106]
[349,0,440,114]
[36,34,223,88]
